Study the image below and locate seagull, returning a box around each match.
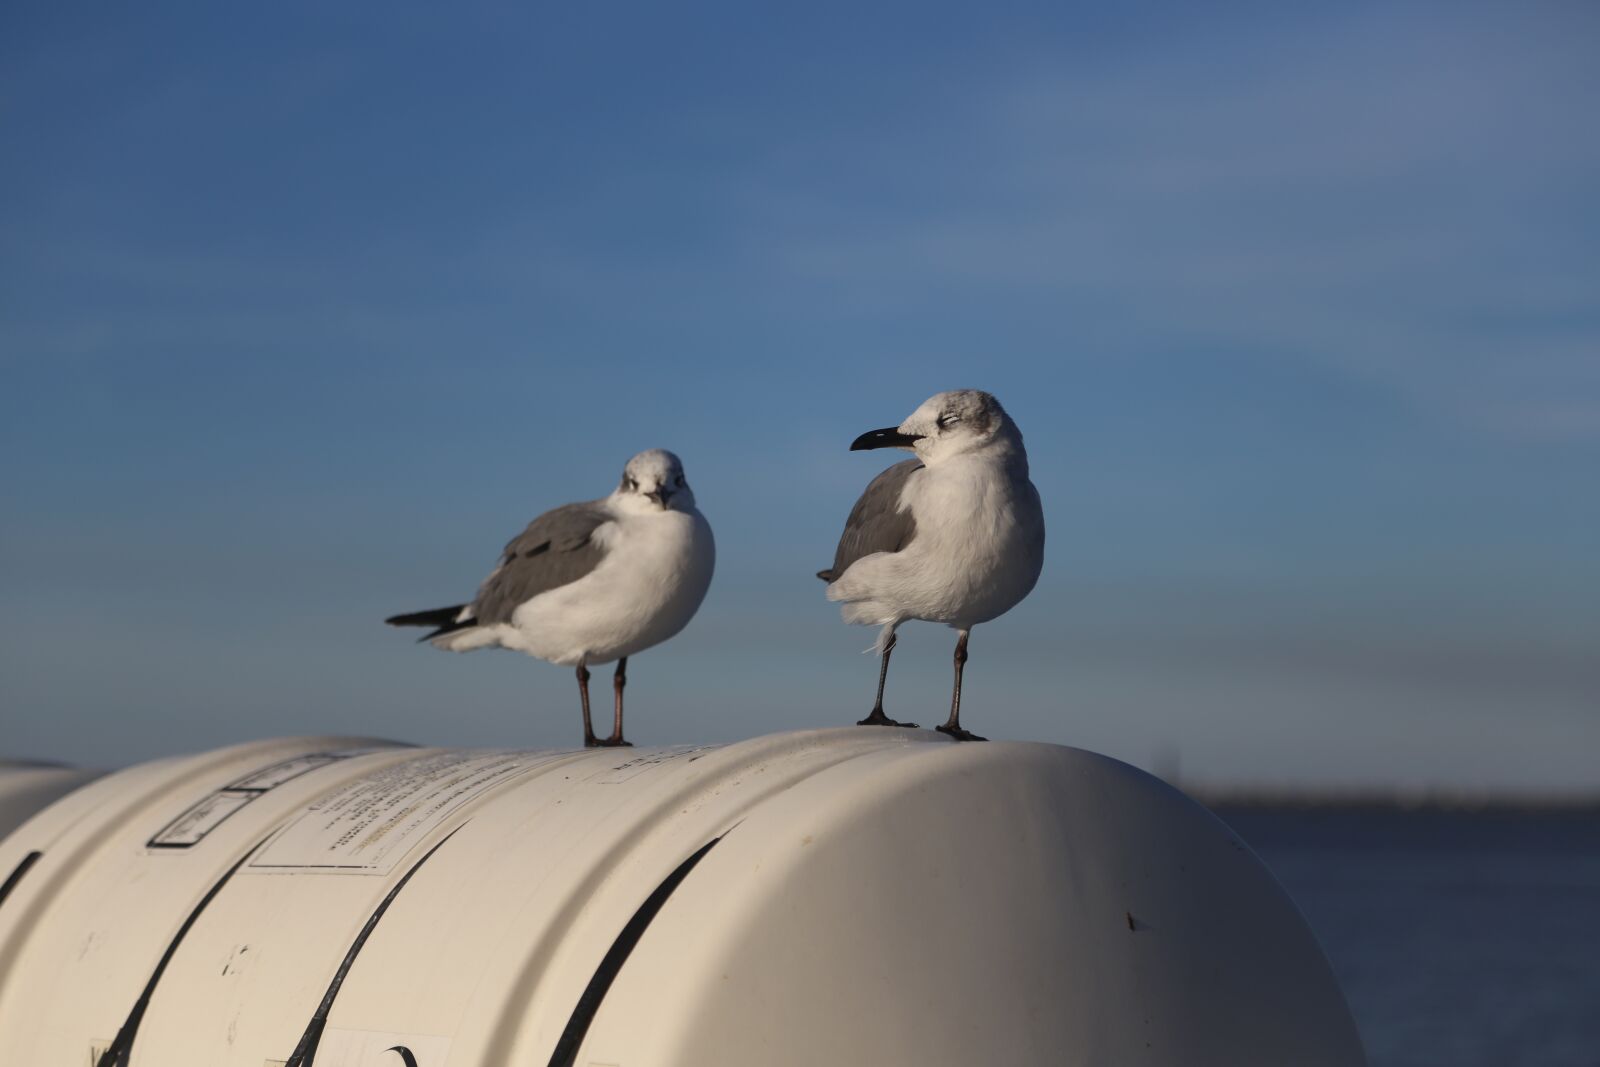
[818,390,1044,741]
[386,449,714,748]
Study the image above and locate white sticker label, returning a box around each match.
[228,752,346,790]
[148,749,375,850]
[248,750,565,875]
[149,790,257,847]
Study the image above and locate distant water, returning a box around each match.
[1217,807,1600,1067]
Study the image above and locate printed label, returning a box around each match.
[148,790,257,847]
[228,752,347,790]
[247,750,568,875]
[147,749,376,850]
[593,744,720,784]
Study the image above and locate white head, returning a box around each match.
[614,449,697,513]
[851,389,1023,467]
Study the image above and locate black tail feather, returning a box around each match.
[385,605,474,642]
[385,605,464,627]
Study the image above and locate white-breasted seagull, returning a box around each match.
[819,390,1044,741]
[387,449,715,747]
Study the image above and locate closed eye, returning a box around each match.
[937,414,961,428]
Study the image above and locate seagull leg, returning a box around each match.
[857,630,919,729]
[577,661,598,747]
[591,656,633,748]
[937,630,986,742]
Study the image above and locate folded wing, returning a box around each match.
[817,459,922,583]
[472,501,614,624]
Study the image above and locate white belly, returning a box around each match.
[504,510,714,666]
[832,458,1044,630]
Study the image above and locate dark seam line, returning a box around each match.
[0,851,43,912]
[547,836,723,1067]
[95,844,262,1067]
[284,825,466,1067]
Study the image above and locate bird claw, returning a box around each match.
[856,711,920,729]
[936,724,987,742]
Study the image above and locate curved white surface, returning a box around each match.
[0,729,1364,1066]
[0,762,105,843]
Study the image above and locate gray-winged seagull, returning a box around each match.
[819,390,1044,741]
[387,449,715,747]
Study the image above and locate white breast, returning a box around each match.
[505,508,715,666]
[836,455,1043,629]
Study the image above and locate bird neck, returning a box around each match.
[927,432,1028,478]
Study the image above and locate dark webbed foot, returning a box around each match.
[857,710,920,728]
[586,737,633,748]
[936,724,987,742]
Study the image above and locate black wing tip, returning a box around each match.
[816,569,837,582]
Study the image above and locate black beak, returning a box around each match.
[850,427,924,451]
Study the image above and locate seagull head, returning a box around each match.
[850,390,1021,466]
[616,449,695,512]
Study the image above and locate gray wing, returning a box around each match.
[817,459,923,582]
[471,501,612,624]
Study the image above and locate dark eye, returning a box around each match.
[625,477,638,491]
[675,475,685,487]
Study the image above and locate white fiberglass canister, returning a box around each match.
[0,761,104,842]
[0,729,1364,1066]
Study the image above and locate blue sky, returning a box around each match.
[3,2,1596,791]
